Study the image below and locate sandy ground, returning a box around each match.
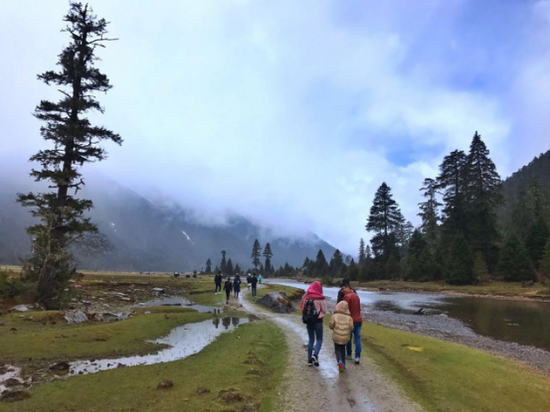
[239,289,423,412]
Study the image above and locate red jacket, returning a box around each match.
[343,292,362,323]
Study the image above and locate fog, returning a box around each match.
[1,0,549,254]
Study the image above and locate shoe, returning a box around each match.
[308,360,313,367]
[309,356,315,365]
[355,357,360,365]
[312,355,319,367]
[338,361,344,373]
[346,355,353,360]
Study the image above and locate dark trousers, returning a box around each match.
[225,290,231,301]
[251,285,257,297]
[215,283,222,293]
[334,343,346,362]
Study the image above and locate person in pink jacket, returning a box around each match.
[300,281,328,366]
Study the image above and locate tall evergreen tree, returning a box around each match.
[498,233,534,282]
[251,239,261,269]
[315,249,327,275]
[437,150,467,235]
[366,182,404,261]
[220,250,227,273]
[205,258,212,274]
[17,3,121,307]
[405,229,428,281]
[263,243,273,274]
[464,132,502,267]
[418,178,441,251]
[525,217,550,268]
[234,263,241,274]
[446,234,475,285]
[226,259,234,275]
[358,238,366,266]
[540,238,550,276]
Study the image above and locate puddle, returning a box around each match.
[69,317,248,375]
[138,296,218,313]
[0,365,22,393]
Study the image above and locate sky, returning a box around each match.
[1,0,550,255]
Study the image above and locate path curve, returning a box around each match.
[239,288,423,412]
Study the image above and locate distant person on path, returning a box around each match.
[300,281,327,367]
[246,273,252,289]
[224,277,233,304]
[233,274,241,298]
[329,300,354,373]
[341,282,363,364]
[251,273,258,297]
[214,271,223,294]
[258,273,263,284]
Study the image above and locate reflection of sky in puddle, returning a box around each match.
[69,317,248,375]
[138,296,217,313]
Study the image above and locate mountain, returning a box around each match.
[0,171,336,272]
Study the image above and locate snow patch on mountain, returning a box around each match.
[181,230,194,245]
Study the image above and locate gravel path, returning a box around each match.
[239,289,423,412]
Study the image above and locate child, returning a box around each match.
[224,277,233,304]
[329,300,354,372]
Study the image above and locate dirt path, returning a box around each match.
[239,289,422,412]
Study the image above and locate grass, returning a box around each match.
[1,321,287,412]
[355,280,550,299]
[363,322,550,412]
[0,307,212,363]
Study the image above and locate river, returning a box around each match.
[265,279,550,352]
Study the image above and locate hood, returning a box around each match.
[305,281,324,300]
[334,301,350,316]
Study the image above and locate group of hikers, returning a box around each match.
[214,271,263,303]
[300,279,362,373]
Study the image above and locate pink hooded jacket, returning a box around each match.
[299,281,327,321]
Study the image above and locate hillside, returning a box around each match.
[0,171,335,272]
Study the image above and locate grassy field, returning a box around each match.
[363,322,550,412]
[0,307,212,363]
[353,280,550,299]
[1,321,287,412]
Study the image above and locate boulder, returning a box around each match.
[157,379,173,390]
[196,387,210,395]
[217,387,250,404]
[8,305,31,313]
[50,361,70,372]
[63,311,88,324]
[4,378,22,388]
[256,292,294,314]
[0,390,31,403]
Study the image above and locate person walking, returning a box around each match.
[341,282,363,364]
[246,273,252,289]
[258,273,263,284]
[329,300,354,373]
[224,277,233,304]
[251,273,258,297]
[233,274,241,298]
[214,271,222,294]
[300,281,327,367]
[337,279,356,303]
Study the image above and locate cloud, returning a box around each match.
[1,0,549,255]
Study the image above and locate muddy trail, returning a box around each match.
[239,288,422,412]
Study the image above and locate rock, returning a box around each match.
[256,292,294,314]
[156,379,173,390]
[196,387,210,395]
[50,361,70,372]
[4,378,21,388]
[63,311,88,324]
[0,390,31,403]
[217,387,250,404]
[116,363,126,368]
[152,288,165,293]
[144,311,151,315]
[8,305,31,313]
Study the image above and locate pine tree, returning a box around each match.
[220,250,227,273]
[525,218,550,268]
[446,234,475,285]
[384,255,401,280]
[418,178,441,251]
[464,132,502,267]
[17,3,121,307]
[498,233,534,282]
[205,258,212,274]
[437,150,467,235]
[263,243,273,274]
[540,238,550,278]
[405,229,427,281]
[251,239,261,269]
[332,249,344,269]
[366,182,404,261]
[473,252,489,283]
[358,238,366,266]
[234,263,241,275]
[226,259,234,275]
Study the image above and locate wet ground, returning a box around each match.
[69,317,249,375]
[138,296,218,313]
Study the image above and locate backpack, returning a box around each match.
[302,299,319,325]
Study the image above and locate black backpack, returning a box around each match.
[302,299,319,325]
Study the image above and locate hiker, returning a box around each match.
[224,277,233,304]
[258,273,263,284]
[246,273,252,289]
[341,281,363,364]
[337,279,356,303]
[300,281,327,367]
[214,271,223,294]
[251,273,258,297]
[329,300,354,373]
[233,274,241,298]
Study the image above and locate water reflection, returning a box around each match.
[138,296,217,313]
